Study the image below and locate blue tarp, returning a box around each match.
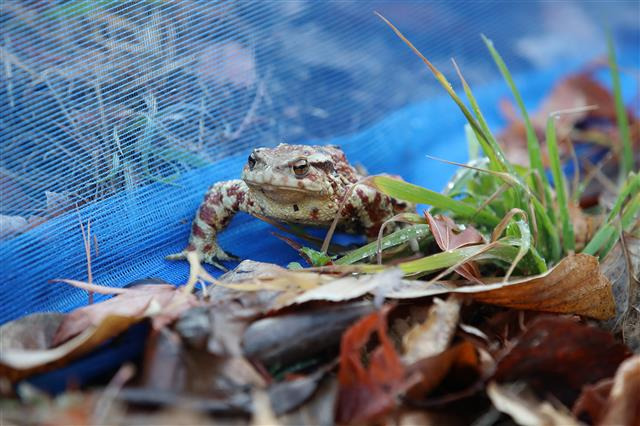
[2,55,638,324]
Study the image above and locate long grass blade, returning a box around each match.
[546,116,574,253]
[607,32,634,180]
[371,175,500,226]
[482,35,551,200]
[376,13,498,167]
[451,59,512,173]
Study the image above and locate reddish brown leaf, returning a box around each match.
[498,73,640,167]
[424,212,484,251]
[405,340,481,402]
[572,378,613,424]
[336,305,406,424]
[493,316,631,408]
[424,212,484,282]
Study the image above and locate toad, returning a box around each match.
[167,144,413,266]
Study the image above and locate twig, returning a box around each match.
[321,177,371,254]
[92,363,135,424]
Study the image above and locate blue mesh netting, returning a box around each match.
[1,1,639,323]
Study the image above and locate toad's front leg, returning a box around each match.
[167,179,258,266]
[346,184,414,239]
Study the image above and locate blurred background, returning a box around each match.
[1,1,638,321]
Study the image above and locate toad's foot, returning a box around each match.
[166,246,240,270]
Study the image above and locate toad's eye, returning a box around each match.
[291,158,309,177]
[248,153,256,170]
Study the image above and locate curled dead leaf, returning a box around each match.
[386,254,616,320]
[425,212,484,283]
[242,301,376,367]
[52,283,182,345]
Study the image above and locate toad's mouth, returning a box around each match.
[245,180,323,202]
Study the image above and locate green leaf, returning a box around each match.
[300,247,335,266]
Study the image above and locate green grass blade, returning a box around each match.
[465,124,480,162]
[546,116,574,253]
[583,191,640,257]
[452,60,512,174]
[355,242,518,275]
[582,171,638,256]
[376,13,500,166]
[530,194,562,261]
[372,176,500,226]
[601,193,640,255]
[605,172,639,222]
[482,36,550,196]
[336,224,432,265]
[396,245,488,274]
[607,32,634,180]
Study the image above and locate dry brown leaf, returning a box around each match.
[52,283,180,345]
[570,203,603,251]
[274,268,403,308]
[277,375,338,426]
[0,313,66,351]
[402,295,462,364]
[251,389,281,426]
[600,236,640,351]
[469,254,615,320]
[487,382,580,426]
[242,301,376,367]
[424,212,485,250]
[203,259,329,294]
[386,254,615,320]
[389,410,441,426]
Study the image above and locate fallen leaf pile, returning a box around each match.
[1,240,637,426]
